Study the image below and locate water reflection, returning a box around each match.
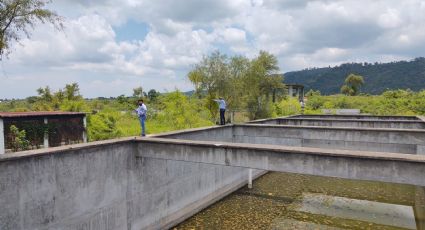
[174,172,425,229]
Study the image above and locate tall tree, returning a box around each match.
[188,50,282,120]
[341,73,364,96]
[34,85,53,110]
[64,83,82,100]
[36,86,52,102]
[147,89,160,101]
[0,0,62,58]
[132,86,144,98]
[244,51,282,119]
[188,50,229,119]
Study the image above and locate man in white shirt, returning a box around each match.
[213,97,226,125]
[135,99,147,136]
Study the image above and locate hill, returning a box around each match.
[283,57,425,95]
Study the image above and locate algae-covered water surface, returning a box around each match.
[174,172,425,229]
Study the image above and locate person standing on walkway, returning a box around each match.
[214,97,226,125]
[135,99,147,136]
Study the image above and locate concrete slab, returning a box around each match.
[136,137,425,186]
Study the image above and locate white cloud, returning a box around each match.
[215,27,246,44]
[2,0,425,98]
[378,9,402,29]
[312,47,348,61]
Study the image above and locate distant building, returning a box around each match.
[286,84,305,102]
[0,112,87,154]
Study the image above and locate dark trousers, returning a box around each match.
[220,109,226,125]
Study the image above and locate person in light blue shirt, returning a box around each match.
[135,99,147,136]
[213,97,226,125]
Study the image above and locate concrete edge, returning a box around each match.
[152,170,267,230]
[0,137,136,162]
[0,123,230,162]
[245,115,296,124]
[4,133,425,163]
[3,114,424,162]
[277,118,425,124]
[150,125,232,138]
[237,123,425,133]
[135,137,425,164]
[293,114,420,119]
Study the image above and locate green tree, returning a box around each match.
[340,85,354,96]
[188,50,282,121]
[244,51,282,119]
[0,0,63,58]
[147,89,160,102]
[9,125,30,152]
[33,86,53,110]
[188,69,204,97]
[32,83,85,111]
[340,74,364,96]
[64,83,82,101]
[117,94,128,104]
[36,86,53,102]
[188,50,230,119]
[133,86,144,98]
[227,55,251,110]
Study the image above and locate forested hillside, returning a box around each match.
[284,57,425,95]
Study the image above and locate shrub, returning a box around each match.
[275,98,301,116]
[87,111,122,141]
[9,125,30,152]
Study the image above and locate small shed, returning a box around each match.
[286,84,305,102]
[0,112,87,154]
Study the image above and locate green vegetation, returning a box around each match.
[188,50,285,120]
[1,52,424,143]
[155,91,213,130]
[340,74,364,96]
[0,83,216,141]
[0,0,63,58]
[285,57,425,94]
[2,85,425,143]
[84,91,215,140]
[87,111,122,141]
[9,125,30,152]
[274,98,302,116]
[304,89,425,115]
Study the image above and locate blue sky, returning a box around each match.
[114,20,150,42]
[1,0,425,99]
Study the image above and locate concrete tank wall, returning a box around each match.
[157,125,425,155]
[233,125,425,155]
[277,119,425,129]
[292,115,420,120]
[0,140,256,230]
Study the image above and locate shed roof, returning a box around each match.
[285,84,304,88]
[0,111,86,118]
